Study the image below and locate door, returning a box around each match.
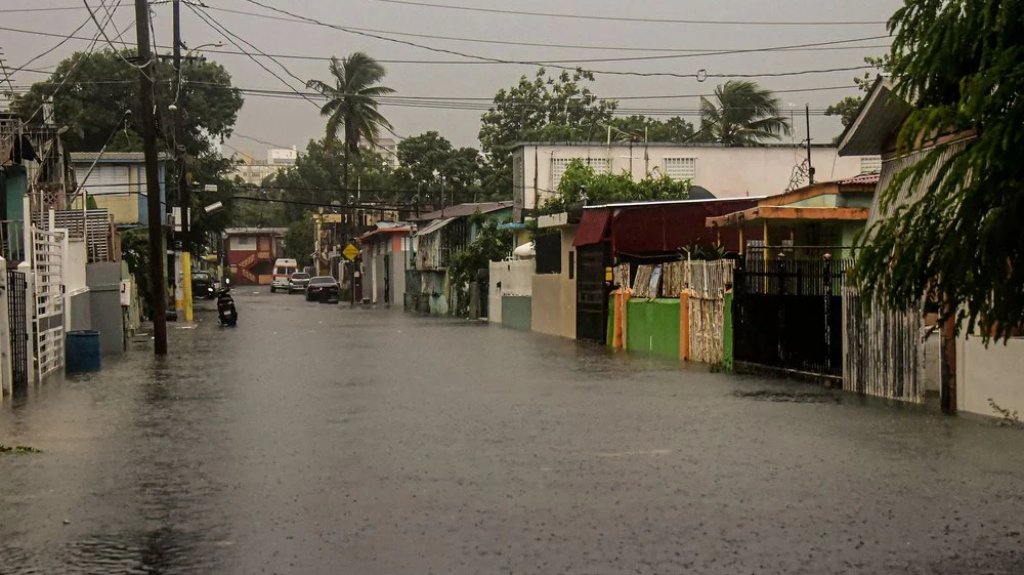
[383,254,391,304]
[576,243,610,343]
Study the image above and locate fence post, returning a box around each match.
[0,257,8,398]
[18,261,34,385]
[777,254,787,364]
[823,253,833,374]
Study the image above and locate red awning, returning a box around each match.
[573,208,612,247]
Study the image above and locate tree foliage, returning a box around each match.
[699,80,791,145]
[541,159,690,213]
[393,131,484,205]
[284,215,315,266]
[826,56,892,128]
[12,50,242,156]
[607,115,697,143]
[448,215,513,316]
[306,52,394,188]
[478,68,617,196]
[856,0,1024,342]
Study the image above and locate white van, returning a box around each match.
[270,258,298,293]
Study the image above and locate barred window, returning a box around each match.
[551,157,611,189]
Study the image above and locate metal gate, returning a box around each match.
[7,270,28,390]
[733,257,848,376]
[32,227,65,380]
[576,243,610,343]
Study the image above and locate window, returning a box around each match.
[232,235,256,250]
[551,157,611,189]
[664,158,697,181]
[860,155,882,173]
[568,250,575,280]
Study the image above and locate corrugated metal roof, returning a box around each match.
[586,196,767,209]
[223,227,287,236]
[839,172,881,185]
[415,217,456,238]
[413,201,512,222]
[837,78,913,156]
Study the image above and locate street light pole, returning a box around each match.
[134,0,167,355]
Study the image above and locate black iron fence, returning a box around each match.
[7,270,28,390]
[733,256,852,376]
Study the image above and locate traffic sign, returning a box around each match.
[342,243,359,261]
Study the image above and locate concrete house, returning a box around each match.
[359,223,412,306]
[838,78,1024,418]
[69,152,168,226]
[223,227,287,285]
[511,142,877,221]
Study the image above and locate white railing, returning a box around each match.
[32,226,65,381]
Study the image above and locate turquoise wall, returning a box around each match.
[4,165,27,221]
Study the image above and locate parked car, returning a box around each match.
[288,272,310,293]
[192,271,217,299]
[305,276,340,302]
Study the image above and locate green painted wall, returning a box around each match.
[4,165,27,221]
[723,292,734,371]
[501,296,532,330]
[625,299,680,360]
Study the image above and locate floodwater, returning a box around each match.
[1,290,1023,574]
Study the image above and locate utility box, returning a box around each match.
[87,262,125,354]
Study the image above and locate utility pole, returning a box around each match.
[805,104,815,185]
[172,0,194,321]
[135,0,168,355]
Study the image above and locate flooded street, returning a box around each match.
[2,291,1023,574]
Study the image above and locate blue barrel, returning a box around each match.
[66,330,101,373]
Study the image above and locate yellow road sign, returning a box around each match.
[342,243,359,261]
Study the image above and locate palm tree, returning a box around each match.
[306,52,395,190]
[699,80,791,146]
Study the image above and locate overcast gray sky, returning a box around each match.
[3,0,901,156]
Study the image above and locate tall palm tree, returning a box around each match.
[699,81,791,146]
[306,52,395,190]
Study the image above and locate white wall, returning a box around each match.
[514,143,873,212]
[958,336,1024,419]
[488,259,534,323]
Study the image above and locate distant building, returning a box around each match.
[363,137,399,169]
[223,227,287,285]
[69,152,169,226]
[229,147,297,186]
[511,142,879,221]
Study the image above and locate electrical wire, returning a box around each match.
[8,15,95,75]
[82,0,152,74]
[238,0,873,81]
[0,24,892,65]
[372,0,888,26]
[185,3,320,110]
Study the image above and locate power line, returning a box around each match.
[198,4,891,57]
[0,24,892,65]
[185,3,320,110]
[237,0,874,81]
[0,5,85,13]
[372,0,889,26]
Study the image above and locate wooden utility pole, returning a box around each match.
[172,0,194,321]
[135,0,168,354]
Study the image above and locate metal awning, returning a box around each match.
[415,217,456,237]
[572,208,611,247]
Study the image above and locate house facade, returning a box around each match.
[69,152,168,226]
[359,224,412,306]
[223,227,287,285]
[512,142,877,220]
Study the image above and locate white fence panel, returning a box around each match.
[32,227,65,381]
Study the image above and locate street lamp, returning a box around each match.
[169,41,224,110]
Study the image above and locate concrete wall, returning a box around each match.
[530,224,578,339]
[488,260,534,324]
[501,296,533,331]
[64,238,91,332]
[958,336,1024,419]
[515,143,871,212]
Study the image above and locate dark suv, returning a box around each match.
[192,271,216,299]
[305,276,340,302]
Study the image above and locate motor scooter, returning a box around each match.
[217,279,238,327]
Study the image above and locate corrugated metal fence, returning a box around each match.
[842,288,924,402]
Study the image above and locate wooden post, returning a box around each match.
[940,299,957,414]
[680,291,690,361]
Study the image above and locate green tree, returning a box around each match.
[698,80,790,145]
[607,115,697,143]
[12,50,242,155]
[825,56,891,129]
[855,0,1024,342]
[448,215,513,316]
[306,52,395,190]
[542,159,690,213]
[284,215,315,266]
[393,131,483,206]
[478,68,617,197]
